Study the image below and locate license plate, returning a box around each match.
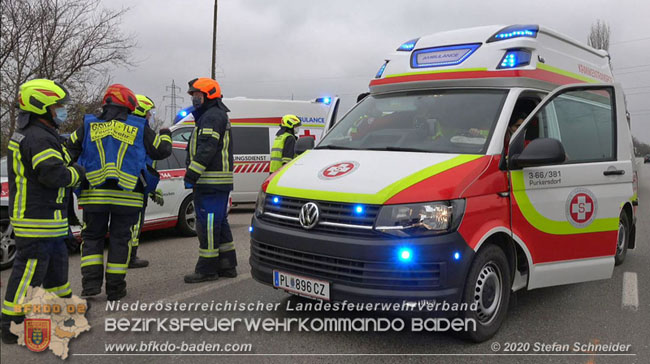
[273,270,330,301]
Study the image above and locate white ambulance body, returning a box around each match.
[171,96,340,203]
[250,25,638,341]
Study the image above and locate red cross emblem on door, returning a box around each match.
[299,130,315,140]
[569,193,594,224]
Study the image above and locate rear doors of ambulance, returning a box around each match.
[508,84,633,289]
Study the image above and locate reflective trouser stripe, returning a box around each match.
[199,248,219,258]
[81,254,104,268]
[45,282,72,297]
[129,213,141,250]
[2,301,22,316]
[2,259,38,316]
[106,263,128,274]
[207,213,214,250]
[219,242,235,252]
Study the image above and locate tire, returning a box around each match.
[176,195,197,237]
[614,212,630,266]
[1,219,16,270]
[460,244,511,342]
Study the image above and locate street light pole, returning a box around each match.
[211,0,218,79]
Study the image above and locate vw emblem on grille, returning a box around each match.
[299,202,320,229]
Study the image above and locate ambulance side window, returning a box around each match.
[231,127,269,154]
[536,88,615,163]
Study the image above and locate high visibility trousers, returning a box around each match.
[1,237,70,331]
[130,199,148,261]
[80,210,140,297]
[193,188,237,275]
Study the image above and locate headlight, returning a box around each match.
[375,199,465,237]
[255,190,266,217]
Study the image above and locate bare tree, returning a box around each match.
[1,0,136,152]
[588,19,611,51]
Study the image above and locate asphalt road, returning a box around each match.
[1,164,649,364]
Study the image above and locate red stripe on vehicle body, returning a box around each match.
[369,68,586,87]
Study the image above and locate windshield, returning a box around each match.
[318,90,507,154]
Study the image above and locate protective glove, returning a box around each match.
[184,168,200,187]
[65,228,80,253]
[149,189,164,206]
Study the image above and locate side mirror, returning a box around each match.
[509,138,566,169]
[295,136,315,155]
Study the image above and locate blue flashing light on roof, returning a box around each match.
[316,97,332,105]
[375,61,389,79]
[174,106,194,124]
[397,38,420,51]
[488,24,539,43]
[497,49,532,69]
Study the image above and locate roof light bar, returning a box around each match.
[397,38,420,51]
[488,24,539,43]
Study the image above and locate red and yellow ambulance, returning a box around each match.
[249,24,639,341]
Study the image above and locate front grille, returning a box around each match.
[251,241,444,290]
[260,196,381,237]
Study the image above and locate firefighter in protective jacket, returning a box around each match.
[2,79,85,344]
[270,114,301,173]
[183,77,237,283]
[65,84,172,301]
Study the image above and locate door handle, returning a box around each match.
[603,169,625,176]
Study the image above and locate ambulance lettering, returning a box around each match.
[318,161,359,180]
[565,188,598,228]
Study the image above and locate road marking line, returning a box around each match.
[622,271,638,311]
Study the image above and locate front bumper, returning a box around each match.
[249,215,474,305]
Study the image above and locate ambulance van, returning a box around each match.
[249,25,639,341]
[172,96,340,203]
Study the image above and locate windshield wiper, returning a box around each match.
[315,145,359,150]
[364,146,435,153]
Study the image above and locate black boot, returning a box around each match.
[81,287,101,297]
[107,289,127,301]
[218,268,237,278]
[184,272,218,284]
[1,329,18,345]
[128,256,149,269]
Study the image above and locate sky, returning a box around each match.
[105,0,650,142]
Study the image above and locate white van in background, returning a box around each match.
[171,96,340,203]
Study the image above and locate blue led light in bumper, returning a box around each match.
[453,251,461,261]
[497,49,532,69]
[249,226,253,233]
[354,205,365,215]
[272,196,280,204]
[398,248,413,262]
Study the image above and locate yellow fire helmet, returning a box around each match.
[17,79,70,115]
[280,114,302,129]
[134,94,156,117]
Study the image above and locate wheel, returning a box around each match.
[176,195,197,236]
[1,219,16,270]
[460,244,511,342]
[614,212,630,266]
